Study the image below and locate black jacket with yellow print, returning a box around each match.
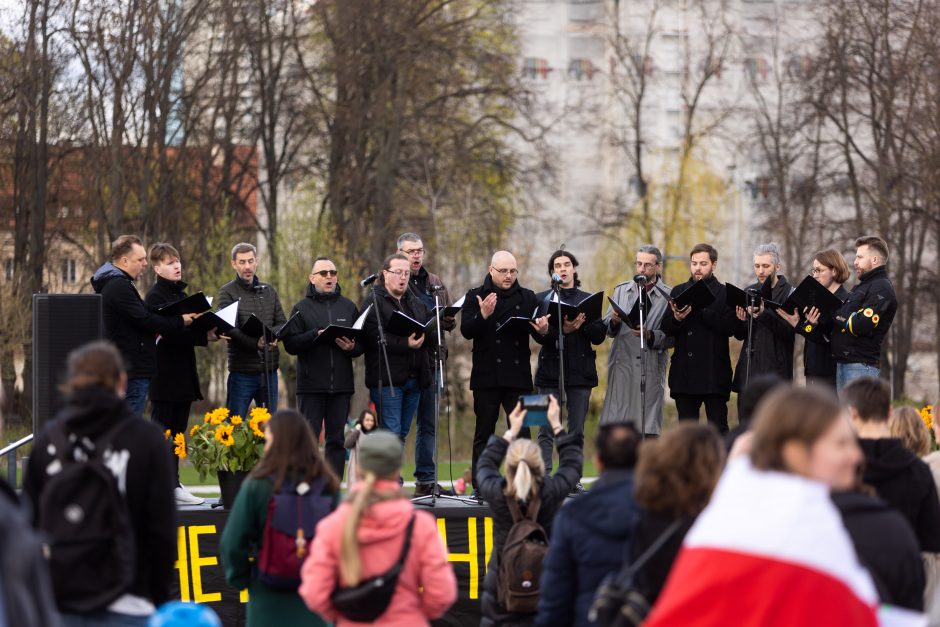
[831,265,897,366]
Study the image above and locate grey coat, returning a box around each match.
[599,279,673,433]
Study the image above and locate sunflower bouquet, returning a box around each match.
[180,406,272,481]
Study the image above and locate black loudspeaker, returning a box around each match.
[32,294,103,434]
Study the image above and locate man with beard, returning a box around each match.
[661,243,737,433]
[533,249,606,487]
[216,242,287,417]
[397,232,456,497]
[601,245,673,437]
[360,253,436,450]
[461,250,549,497]
[282,257,364,480]
[731,243,796,391]
[832,236,898,391]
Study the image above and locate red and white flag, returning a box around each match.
[645,458,879,627]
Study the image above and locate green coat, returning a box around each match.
[220,476,332,627]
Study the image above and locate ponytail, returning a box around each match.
[503,439,544,503]
[340,471,375,586]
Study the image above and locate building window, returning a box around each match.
[744,56,770,82]
[568,59,596,81]
[62,259,77,284]
[4,258,12,282]
[522,57,553,79]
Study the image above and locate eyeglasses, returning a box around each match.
[384,269,409,277]
[811,267,828,275]
[400,248,424,256]
[492,267,519,276]
[313,270,338,277]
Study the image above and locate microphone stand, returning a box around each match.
[745,289,757,387]
[552,280,567,422]
[412,289,476,506]
[637,281,648,439]
[370,283,396,430]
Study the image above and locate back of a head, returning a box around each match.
[737,374,785,427]
[505,438,544,503]
[889,406,930,457]
[251,409,339,491]
[842,377,891,423]
[750,385,842,472]
[64,341,125,396]
[634,423,725,518]
[595,423,640,471]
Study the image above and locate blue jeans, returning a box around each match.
[226,371,279,419]
[370,378,421,444]
[537,386,591,474]
[61,612,149,627]
[414,383,438,483]
[124,378,150,415]
[837,362,881,394]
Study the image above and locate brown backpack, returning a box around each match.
[498,492,549,613]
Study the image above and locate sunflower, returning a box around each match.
[218,429,235,447]
[173,433,187,459]
[164,429,171,440]
[190,424,200,437]
[209,408,229,425]
[214,424,235,445]
[921,405,934,432]
[231,415,243,426]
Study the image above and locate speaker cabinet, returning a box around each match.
[32,294,103,433]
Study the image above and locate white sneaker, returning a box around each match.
[175,485,205,506]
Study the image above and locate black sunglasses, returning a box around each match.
[314,270,338,277]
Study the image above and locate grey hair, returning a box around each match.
[231,242,257,260]
[752,243,781,265]
[396,232,422,249]
[637,245,663,265]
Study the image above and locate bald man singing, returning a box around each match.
[461,251,549,498]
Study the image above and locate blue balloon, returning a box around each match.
[148,601,222,627]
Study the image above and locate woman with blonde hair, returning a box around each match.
[477,396,582,626]
[890,406,931,457]
[300,431,456,625]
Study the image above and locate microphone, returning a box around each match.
[360,273,378,287]
[633,274,648,285]
[551,273,562,286]
[745,287,760,305]
[428,285,446,293]
[253,284,266,293]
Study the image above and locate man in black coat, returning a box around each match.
[360,253,436,449]
[91,235,198,415]
[145,243,218,506]
[282,256,364,480]
[533,249,605,481]
[461,250,549,494]
[731,243,795,391]
[216,242,287,417]
[661,243,737,433]
[832,236,898,392]
[843,376,940,552]
[398,232,457,496]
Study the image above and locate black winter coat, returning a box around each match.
[282,283,364,395]
[533,287,606,389]
[360,284,435,388]
[216,274,287,374]
[144,277,207,403]
[535,470,640,627]
[832,490,925,611]
[23,386,177,606]
[795,284,849,379]
[731,275,795,392]
[831,266,897,365]
[461,275,540,391]
[91,263,184,379]
[859,438,940,552]
[477,432,582,627]
[661,276,737,398]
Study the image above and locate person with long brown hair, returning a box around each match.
[300,430,456,625]
[631,423,725,605]
[220,409,340,627]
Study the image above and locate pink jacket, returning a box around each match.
[299,481,457,626]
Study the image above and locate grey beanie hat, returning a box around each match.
[358,430,403,477]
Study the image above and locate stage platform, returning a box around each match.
[173,496,493,626]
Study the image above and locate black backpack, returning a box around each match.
[498,493,549,613]
[37,419,137,613]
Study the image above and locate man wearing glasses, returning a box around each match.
[282,257,364,480]
[601,245,673,436]
[360,253,436,453]
[397,232,455,497]
[461,250,549,498]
